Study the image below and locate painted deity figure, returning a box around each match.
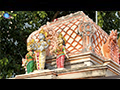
[35,32,49,70]
[44,23,69,68]
[54,38,69,68]
[45,22,59,56]
[22,46,36,74]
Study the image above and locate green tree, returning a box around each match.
[0,11,76,78]
[97,11,120,36]
[0,11,48,78]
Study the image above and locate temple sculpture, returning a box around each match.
[22,45,36,74]
[34,31,49,70]
[101,30,119,63]
[54,36,69,68]
[13,11,120,79]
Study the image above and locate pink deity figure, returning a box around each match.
[45,22,59,56]
[44,22,69,68]
[54,38,69,68]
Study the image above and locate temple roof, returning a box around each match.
[27,11,109,57]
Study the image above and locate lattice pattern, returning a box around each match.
[110,42,119,63]
[92,29,108,57]
[27,11,119,64]
[27,15,85,55]
[27,11,109,57]
[51,18,83,54]
[27,30,40,43]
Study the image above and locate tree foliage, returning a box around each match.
[97,11,120,36]
[0,11,48,78]
[0,11,76,78]
[0,11,120,78]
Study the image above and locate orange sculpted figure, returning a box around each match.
[45,22,59,56]
[102,30,119,63]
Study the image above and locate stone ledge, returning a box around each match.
[13,64,107,79]
[46,52,120,76]
[54,64,108,79]
[46,52,105,70]
[54,64,107,74]
[15,69,55,79]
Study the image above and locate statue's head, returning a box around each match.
[57,31,63,38]
[27,45,32,51]
[110,30,118,43]
[38,33,45,40]
[46,22,53,35]
[58,38,63,45]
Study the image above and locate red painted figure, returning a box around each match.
[54,38,69,68]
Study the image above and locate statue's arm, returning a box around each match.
[24,54,28,65]
[64,50,69,59]
[63,47,69,58]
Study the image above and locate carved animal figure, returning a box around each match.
[101,30,118,63]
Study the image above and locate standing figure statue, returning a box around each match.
[54,38,69,68]
[22,46,36,74]
[44,22,58,56]
[35,31,49,70]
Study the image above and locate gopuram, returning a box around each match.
[13,11,120,79]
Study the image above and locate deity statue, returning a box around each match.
[35,30,50,70]
[43,23,69,68]
[22,46,36,74]
[45,22,59,56]
[54,37,69,68]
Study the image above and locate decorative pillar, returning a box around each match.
[78,21,95,53]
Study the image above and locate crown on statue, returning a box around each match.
[39,28,47,38]
[58,32,66,43]
[27,39,34,46]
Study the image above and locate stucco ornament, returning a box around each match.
[101,30,119,63]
